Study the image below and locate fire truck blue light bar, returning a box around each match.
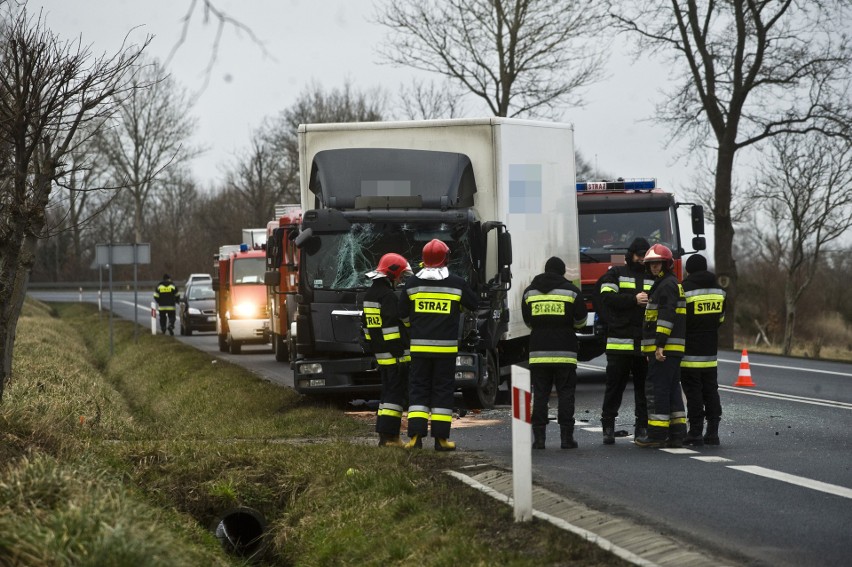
[576,178,656,192]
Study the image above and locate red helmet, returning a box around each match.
[643,244,674,269]
[422,239,449,267]
[375,253,411,281]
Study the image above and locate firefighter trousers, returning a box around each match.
[376,362,408,435]
[531,364,577,428]
[601,353,648,427]
[680,366,722,425]
[645,356,687,440]
[407,356,455,439]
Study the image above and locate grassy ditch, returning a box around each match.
[0,299,626,566]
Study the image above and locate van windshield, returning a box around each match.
[301,222,474,291]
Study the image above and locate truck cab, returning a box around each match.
[264,205,302,363]
[575,178,706,360]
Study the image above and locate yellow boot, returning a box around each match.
[379,434,405,448]
[435,438,456,452]
[404,434,423,449]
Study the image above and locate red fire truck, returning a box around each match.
[214,229,270,354]
[264,205,302,363]
[575,178,707,361]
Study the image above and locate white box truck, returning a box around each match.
[291,118,579,408]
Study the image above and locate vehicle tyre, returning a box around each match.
[228,336,242,355]
[462,350,498,410]
[186,325,193,336]
[218,333,228,352]
[273,332,288,362]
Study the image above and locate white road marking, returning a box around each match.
[661,448,699,455]
[719,358,852,377]
[727,465,852,500]
[718,386,852,410]
[691,456,733,463]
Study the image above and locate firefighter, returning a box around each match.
[522,257,588,449]
[635,244,688,448]
[680,254,726,446]
[598,237,651,444]
[154,273,179,335]
[361,253,413,448]
[399,239,477,451]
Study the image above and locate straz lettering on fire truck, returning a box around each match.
[531,301,565,316]
[694,300,723,314]
[416,299,451,313]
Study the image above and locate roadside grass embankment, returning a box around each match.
[0,300,626,566]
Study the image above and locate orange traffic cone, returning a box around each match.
[734,349,756,387]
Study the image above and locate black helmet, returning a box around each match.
[163,273,171,280]
[626,237,651,268]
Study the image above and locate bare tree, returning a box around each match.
[0,8,149,400]
[258,81,388,207]
[374,0,607,118]
[607,1,852,347]
[745,133,852,355]
[93,58,198,244]
[396,78,465,120]
[223,137,284,228]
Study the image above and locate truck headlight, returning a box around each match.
[299,362,323,375]
[456,355,475,366]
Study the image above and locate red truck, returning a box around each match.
[214,229,270,354]
[264,205,302,363]
[575,178,706,361]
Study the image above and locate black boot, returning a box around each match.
[704,419,720,445]
[602,419,615,445]
[532,426,546,450]
[683,421,704,446]
[560,426,578,449]
[667,423,687,448]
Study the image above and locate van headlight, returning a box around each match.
[234,302,258,318]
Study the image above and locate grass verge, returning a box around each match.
[1,299,627,566]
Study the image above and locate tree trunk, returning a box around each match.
[0,236,34,402]
[714,147,738,349]
[782,294,796,356]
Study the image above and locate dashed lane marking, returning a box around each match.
[727,465,852,500]
[691,456,733,463]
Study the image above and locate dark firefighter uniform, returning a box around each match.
[640,260,687,446]
[362,277,408,444]
[680,254,726,445]
[399,268,477,449]
[522,257,588,449]
[599,237,651,440]
[154,274,179,335]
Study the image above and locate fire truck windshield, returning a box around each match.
[302,222,474,291]
[233,257,266,284]
[578,209,679,260]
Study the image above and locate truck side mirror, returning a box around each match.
[498,231,512,269]
[294,227,314,248]
[691,205,705,235]
[692,236,707,251]
[212,279,220,292]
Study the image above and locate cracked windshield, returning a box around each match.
[303,222,474,291]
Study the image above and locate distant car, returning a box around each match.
[179,282,217,335]
[186,273,213,285]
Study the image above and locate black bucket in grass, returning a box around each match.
[215,507,268,558]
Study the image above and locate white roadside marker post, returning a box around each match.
[511,365,533,522]
[151,302,158,335]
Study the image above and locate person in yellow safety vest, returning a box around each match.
[154,274,179,335]
[361,253,413,448]
[636,244,688,448]
[598,237,651,444]
[398,239,478,451]
[522,257,588,449]
[680,254,726,446]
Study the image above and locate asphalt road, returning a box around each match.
[28,290,852,566]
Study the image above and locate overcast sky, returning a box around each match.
[29,0,696,196]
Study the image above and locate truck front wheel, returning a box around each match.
[218,334,228,352]
[462,351,498,410]
[228,335,242,355]
[273,332,288,362]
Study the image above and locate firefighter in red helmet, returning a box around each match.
[635,244,688,448]
[362,253,413,447]
[399,239,478,450]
